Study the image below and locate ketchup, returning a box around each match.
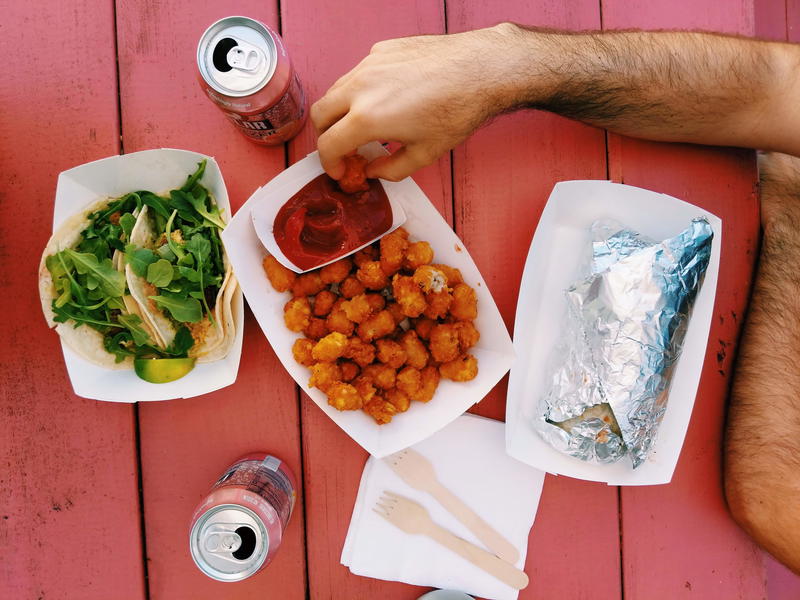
[273,174,392,270]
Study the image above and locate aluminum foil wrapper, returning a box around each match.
[534,218,713,468]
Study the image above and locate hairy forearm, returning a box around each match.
[494,25,800,154]
[725,155,800,571]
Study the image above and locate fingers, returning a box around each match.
[310,88,351,136]
[365,145,437,182]
[317,115,376,180]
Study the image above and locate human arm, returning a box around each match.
[724,152,800,573]
[312,24,800,180]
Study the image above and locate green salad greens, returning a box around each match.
[46,160,224,364]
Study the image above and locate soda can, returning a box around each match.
[197,16,307,145]
[189,453,297,581]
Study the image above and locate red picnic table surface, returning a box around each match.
[4,1,800,598]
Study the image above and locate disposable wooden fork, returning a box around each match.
[384,448,520,564]
[374,491,529,590]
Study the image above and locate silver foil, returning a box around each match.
[534,218,713,468]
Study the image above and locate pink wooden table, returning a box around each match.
[2,0,799,598]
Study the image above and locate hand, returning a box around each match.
[311,24,521,181]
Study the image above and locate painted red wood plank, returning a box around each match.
[447,3,622,599]
[789,0,800,39]
[601,3,767,599]
[282,2,449,598]
[114,2,307,598]
[754,0,787,39]
[0,2,146,599]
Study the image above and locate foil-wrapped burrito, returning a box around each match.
[533,218,713,468]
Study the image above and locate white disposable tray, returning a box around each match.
[51,149,244,402]
[505,180,721,485]
[222,142,515,457]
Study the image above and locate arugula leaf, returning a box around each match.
[180,160,206,192]
[63,249,125,298]
[177,266,201,282]
[146,259,173,288]
[156,244,176,261]
[167,326,195,356]
[149,294,202,323]
[164,210,186,261]
[120,213,137,238]
[125,244,158,277]
[118,313,152,346]
[182,187,226,230]
[140,191,170,219]
[185,233,215,324]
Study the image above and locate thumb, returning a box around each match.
[365,145,437,181]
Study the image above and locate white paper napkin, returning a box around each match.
[341,414,546,600]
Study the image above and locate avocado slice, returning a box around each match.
[134,357,196,383]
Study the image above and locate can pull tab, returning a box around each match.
[204,526,243,554]
[227,45,262,72]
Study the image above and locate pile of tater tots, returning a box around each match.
[263,227,479,424]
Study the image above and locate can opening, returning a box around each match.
[213,38,238,72]
[232,526,256,560]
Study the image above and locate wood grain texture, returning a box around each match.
[0,1,146,599]
[115,2,306,598]
[447,3,622,599]
[602,2,767,599]
[282,1,448,598]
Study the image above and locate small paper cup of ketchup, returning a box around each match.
[250,150,406,273]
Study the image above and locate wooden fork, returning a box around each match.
[374,491,529,590]
[384,448,520,564]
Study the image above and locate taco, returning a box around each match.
[123,160,237,363]
[39,193,161,368]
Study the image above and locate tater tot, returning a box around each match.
[424,290,453,320]
[341,293,373,323]
[403,241,434,270]
[439,354,479,382]
[356,260,390,290]
[396,367,422,399]
[312,290,337,317]
[357,310,396,342]
[366,294,386,312]
[263,254,296,293]
[308,362,342,392]
[338,154,370,194]
[362,364,397,390]
[353,245,378,267]
[413,317,436,341]
[386,301,406,324]
[392,275,426,318]
[431,263,463,285]
[400,330,429,369]
[292,338,315,366]
[413,265,448,293]
[385,388,411,413]
[320,257,352,284]
[455,320,480,352]
[312,332,348,362]
[326,382,363,410]
[450,283,478,321]
[304,317,329,340]
[429,323,461,363]
[353,375,377,404]
[339,360,360,382]
[375,339,407,369]
[363,397,397,424]
[417,366,440,402]
[339,275,366,299]
[321,297,349,331]
[344,337,376,367]
[380,228,409,275]
[284,297,311,332]
[291,271,326,297]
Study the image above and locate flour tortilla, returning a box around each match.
[126,204,237,361]
[38,198,157,368]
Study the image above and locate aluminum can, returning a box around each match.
[197,16,307,145]
[189,453,297,581]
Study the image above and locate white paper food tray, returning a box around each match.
[222,142,515,457]
[51,149,244,402]
[505,180,721,486]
